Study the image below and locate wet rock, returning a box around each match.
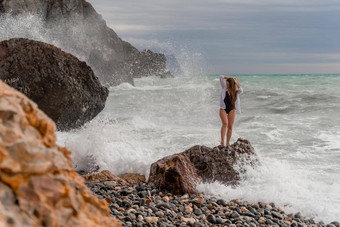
[183,138,257,185]
[331,222,340,227]
[148,154,201,194]
[0,81,120,226]
[0,38,108,131]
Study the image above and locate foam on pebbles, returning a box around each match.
[85,180,338,226]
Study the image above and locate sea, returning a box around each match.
[57,73,340,223]
[1,8,339,225]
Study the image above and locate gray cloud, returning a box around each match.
[88,0,340,74]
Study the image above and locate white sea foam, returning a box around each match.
[197,153,340,223]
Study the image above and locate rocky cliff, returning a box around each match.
[0,0,170,86]
[0,80,120,226]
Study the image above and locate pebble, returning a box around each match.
[207,214,216,223]
[144,216,158,223]
[231,211,240,218]
[194,208,202,216]
[163,196,170,203]
[185,206,193,213]
[181,217,196,224]
[85,180,337,227]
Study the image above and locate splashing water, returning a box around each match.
[57,74,340,223]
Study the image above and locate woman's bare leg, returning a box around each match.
[219,109,228,146]
[226,109,236,146]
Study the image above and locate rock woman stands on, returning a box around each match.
[219,75,243,146]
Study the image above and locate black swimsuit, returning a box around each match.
[224,91,234,114]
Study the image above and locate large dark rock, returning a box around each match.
[183,138,257,185]
[148,154,200,194]
[0,38,108,131]
[0,0,171,86]
[148,138,257,194]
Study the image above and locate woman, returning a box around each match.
[219,75,243,146]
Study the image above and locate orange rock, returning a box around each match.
[106,197,113,204]
[193,197,206,205]
[240,207,249,212]
[284,217,292,223]
[0,81,120,227]
[119,173,146,184]
[145,196,152,205]
[83,170,127,184]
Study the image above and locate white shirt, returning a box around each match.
[219,75,243,113]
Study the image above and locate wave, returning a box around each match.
[197,154,340,223]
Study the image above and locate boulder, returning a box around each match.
[0,80,120,226]
[0,0,171,86]
[183,138,257,185]
[148,154,201,194]
[148,138,257,194]
[0,38,108,131]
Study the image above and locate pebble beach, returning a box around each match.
[85,179,339,227]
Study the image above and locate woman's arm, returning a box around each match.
[233,77,241,88]
[233,78,243,94]
[219,75,227,89]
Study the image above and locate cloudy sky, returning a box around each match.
[87,0,340,74]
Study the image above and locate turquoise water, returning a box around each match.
[58,74,340,223]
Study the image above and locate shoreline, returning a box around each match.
[85,177,339,227]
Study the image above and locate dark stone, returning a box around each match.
[194,208,202,216]
[264,209,271,215]
[121,200,131,209]
[119,190,131,196]
[183,138,257,185]
[206,214,216,224]
[193,223,204,227]
[124,216,132,222]
[231,211,240,218]
[151,189,158,195]
[138,191,147,198]
[139,199,146,206]
[148,139,257,194]
[136,186,145,191]
[135,222,143,227]
[294,212,302,218]
[0,38,108,131]
[331,222,340,227]
[156,203,171,210]
[247,206,257,214]
[272,211,283,220]
[215,217,224,224]
[216,199,227,206]
[243,212,255,218]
